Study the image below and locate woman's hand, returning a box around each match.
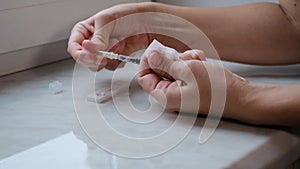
[137,50,253,122]
[138,50,300,126]
[67,3,159,71]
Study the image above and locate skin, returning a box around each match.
[163,2,300,65]
[67,2,300,126]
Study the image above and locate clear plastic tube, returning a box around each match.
[97,51,140,64]
[97,40,180,65]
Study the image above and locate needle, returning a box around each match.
[97,51,141,64]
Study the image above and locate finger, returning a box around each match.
[75,49,106,68]
[68,44,82,61]
[180,50,206,61]
[137,72,162,94]
[68,19,103,68]
[84,15,116,52]
[138,56,184,111]
[155,80,172,93]
[138,55,165,93]
[82,16,113,67]
[138,55,152,79]
[138,71,182,97]
[83,37,122,69]
[82,17,118,68]
[76,49,108,69]
[147,52,190,82]
[148,80,183,111]
[81,38,109,67]
[138,56,184,94]
[68,21,94,60]
[68,21,93,48]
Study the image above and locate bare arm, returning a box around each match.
[156,2,300,65]
[237,84,300,126]
[68,2,299,67]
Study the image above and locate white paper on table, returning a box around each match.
[0,132,90,169]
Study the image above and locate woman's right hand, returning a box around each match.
[67,2,160,71]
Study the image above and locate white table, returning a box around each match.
[0,59,299,169]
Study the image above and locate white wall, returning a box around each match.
[0,0,277,76]
[0,0,148,76]
[155,0,278,7]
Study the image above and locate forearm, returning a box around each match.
[234,83,300,126]
[151,2,300,65]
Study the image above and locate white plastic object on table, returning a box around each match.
[48,81,63,94]
[87,82,126,103]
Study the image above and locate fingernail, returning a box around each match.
[149,52,162,66]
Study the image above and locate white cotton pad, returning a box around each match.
[143,39,180,61]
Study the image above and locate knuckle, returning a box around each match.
[95,12,116,24]
[77,21,85,26]
[179,61,206,81]
[194,50,204,57]
[74,21,85,30]
[74,21,90,36]
[186,61,201,75]
[92,33,102,40]
[183,49,205,61]
[193,49,204,55]
[92,33,106,43]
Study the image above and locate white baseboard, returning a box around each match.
[0,40,69,76]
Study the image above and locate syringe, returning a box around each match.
[97,51,141,64]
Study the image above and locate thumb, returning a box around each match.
[81,30,110,69]
[83,20,114,51]
[148,52,188,81]
[82,31,109,52]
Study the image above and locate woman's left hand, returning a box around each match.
[137,49,251,122]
